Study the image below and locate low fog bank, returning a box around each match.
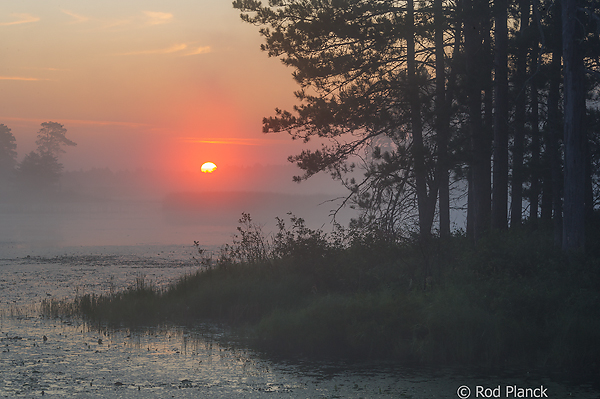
[58,164,347,200]
[163,191,352,229]
[0,164,356,249]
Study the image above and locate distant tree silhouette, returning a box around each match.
[0,124,17,188]
[17,151,63,191]
[17,122,75,193]
[36,122,76,157]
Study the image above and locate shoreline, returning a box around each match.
[42,224,600,381]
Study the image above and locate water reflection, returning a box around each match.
[2,316,600,398]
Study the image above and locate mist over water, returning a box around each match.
[1,164,354,254]
[0,199,231,252]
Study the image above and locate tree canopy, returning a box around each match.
[0,124,17,183]
[35,121,76,157]
[0,121,77,194]
[235,0,600,251]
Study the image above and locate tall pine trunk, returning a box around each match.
[529,37,541,227]
[435,0,451,237]
[464,0,490,239]
[510,0,530,227]
[548,49,563,244]
[492,0,509,230]
[407,0,432,237]
[561,0,586,250]
[482,7,494,228]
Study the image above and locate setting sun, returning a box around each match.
[201,162,217,173]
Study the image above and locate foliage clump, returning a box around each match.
[48,213,600,380]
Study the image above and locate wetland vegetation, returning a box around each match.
[43,213,600,381]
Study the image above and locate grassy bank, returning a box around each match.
[43,215,600,378]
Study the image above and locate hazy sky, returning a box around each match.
[0,0,303,172]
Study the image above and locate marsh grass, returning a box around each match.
[44,214,600,378]
[1,303,40,319]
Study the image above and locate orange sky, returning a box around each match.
[0,1,302,173]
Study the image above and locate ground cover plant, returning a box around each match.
[43,213,600,379]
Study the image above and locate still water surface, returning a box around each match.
[1,201,599,398]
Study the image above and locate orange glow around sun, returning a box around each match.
[201,162,217,173]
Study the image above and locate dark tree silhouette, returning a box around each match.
[561,0,586,250]
[234,0,600,249]
[434,0,451,237]
[233,0,459,237]
[463,0,492,239]
[510,0,531,228]
[0,124,17,187]
[528,7,541,228]
[492,0,509,230]
[36,122,76,157]
[16,122,76,193]
[17,151,63,191]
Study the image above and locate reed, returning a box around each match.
[43,214,600,378]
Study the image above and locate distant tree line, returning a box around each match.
[0,122,76,194]
[234,0,600,251]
